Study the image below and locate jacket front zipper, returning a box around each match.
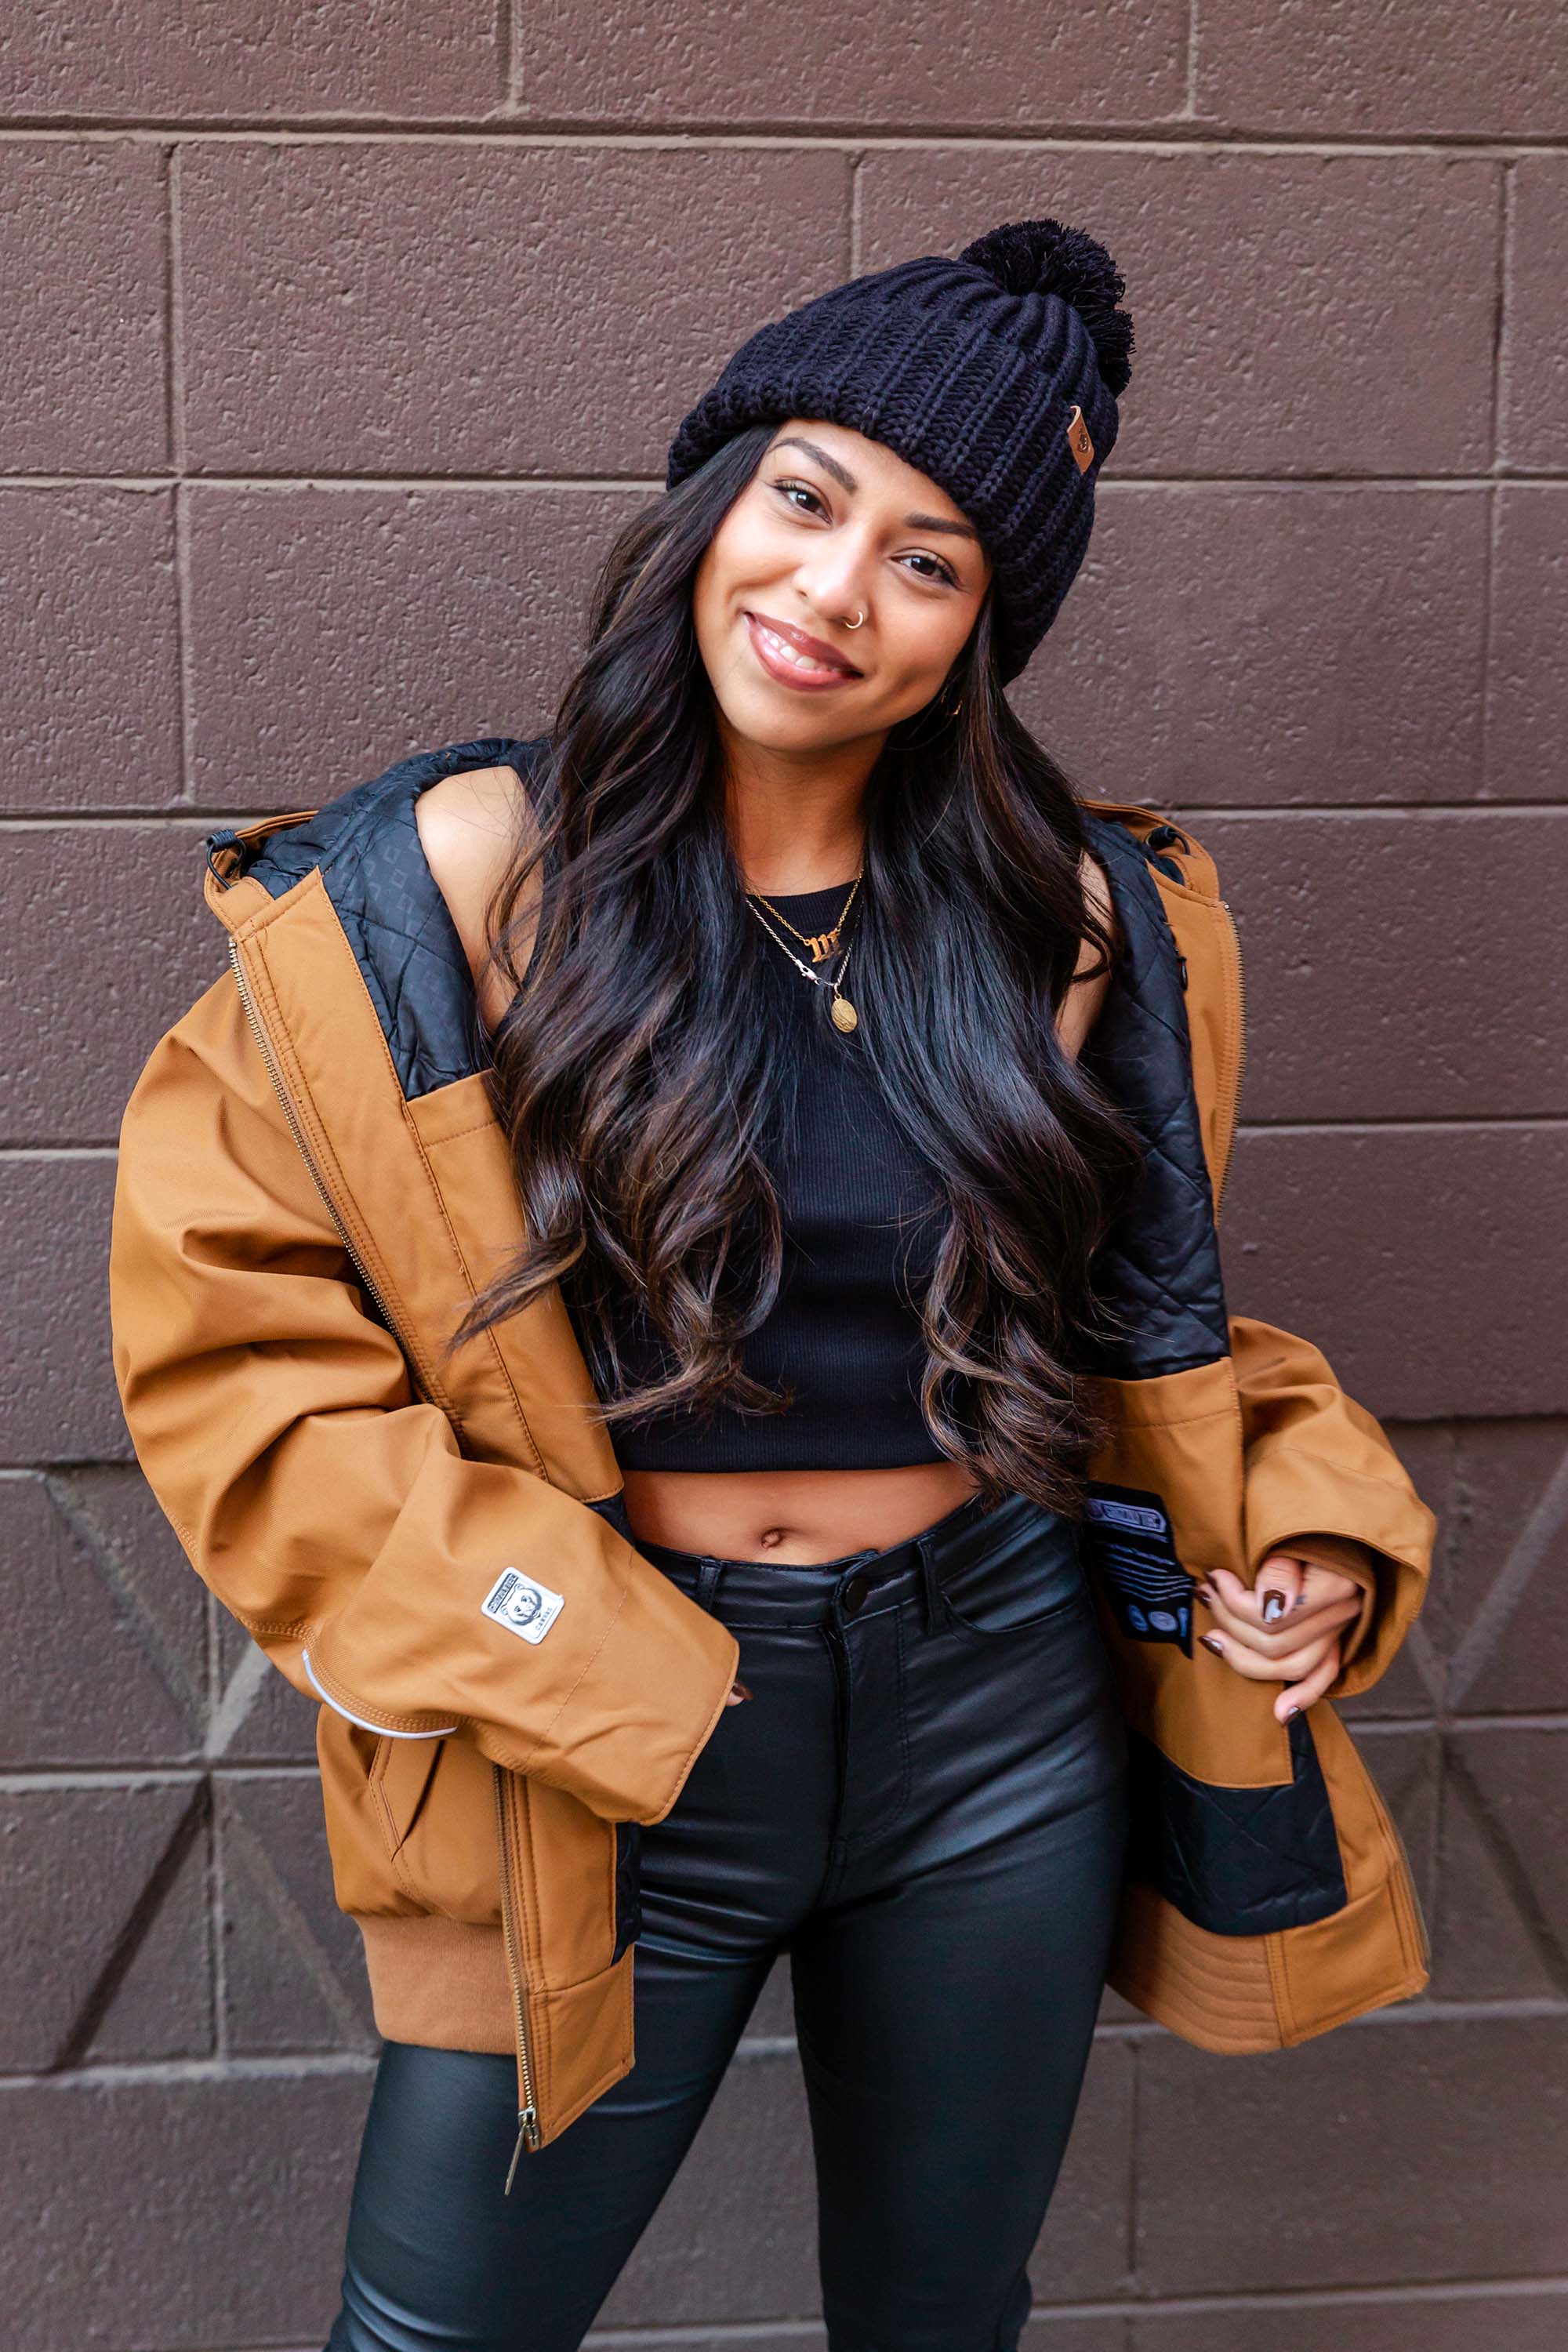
[1213,898,1249,1218]
[494,1764,543,2185]
[228,931,543,2166]
[227,938,430,1395]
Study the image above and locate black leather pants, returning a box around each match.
[327,1485,1131,2352]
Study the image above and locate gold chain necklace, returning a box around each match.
[744,873,863,1035]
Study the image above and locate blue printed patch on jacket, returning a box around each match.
[1082,1483,1194,1656]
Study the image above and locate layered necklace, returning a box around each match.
[743,871,863,1036]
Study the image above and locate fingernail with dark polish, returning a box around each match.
[1283,1702,1301,1720]
[1261,1590,1287,1621]
[1200,1634,1225,1657]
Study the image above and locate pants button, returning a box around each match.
[840,1571,869,1616]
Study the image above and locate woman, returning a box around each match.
[109,219,1432,2350]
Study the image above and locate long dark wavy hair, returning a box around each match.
[445,423,1146,1517]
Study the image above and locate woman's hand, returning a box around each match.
[1195,1552,1366,1725]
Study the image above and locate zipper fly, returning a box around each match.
[494,1764,543,2185]
[227,931,542,2172]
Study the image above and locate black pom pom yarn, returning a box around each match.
[666,212,1135,681]
[957,217,1135,399]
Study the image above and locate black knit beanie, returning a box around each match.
[665,217,1134,684]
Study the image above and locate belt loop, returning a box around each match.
[916,1533,951,1639]
[693,1555,726,1616]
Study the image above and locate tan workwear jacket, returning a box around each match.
[108,739,1436,2160]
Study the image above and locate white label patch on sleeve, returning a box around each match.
[481,1568,565,1645]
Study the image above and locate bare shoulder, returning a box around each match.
[1056,845,1115,1062]
[1078,843,1112,927]
[415,764,540,1024]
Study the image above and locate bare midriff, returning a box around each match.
[618,1459,984,1565]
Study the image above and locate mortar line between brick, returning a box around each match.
[168,142,198,807]
[1125,2027,1141,2288]
[7,470,1567,491]
[0,2053,377,2089]
[205,1599,226,2063]
[499,0,515,113]
[1493,158,1516,467]
[0,125,1564,160]
[572,2274,1568,2342]
[1183,0,1200,121]
[50,2275,1568,2352]
[159,142,177,477]
[0,1766,322,1790]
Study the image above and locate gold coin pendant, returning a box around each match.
[830,996,858,1034]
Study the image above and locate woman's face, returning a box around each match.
[691,418,993,757]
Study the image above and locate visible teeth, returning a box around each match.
[757,622,840,674]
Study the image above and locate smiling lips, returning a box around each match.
[744,610,863,691]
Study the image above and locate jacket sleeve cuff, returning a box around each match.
[1247,1513,1416,1700]
[1257,1529,1381,1684]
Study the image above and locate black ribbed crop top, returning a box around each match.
[561,880,949,1472]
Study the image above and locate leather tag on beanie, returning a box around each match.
[1066,405,1095,473]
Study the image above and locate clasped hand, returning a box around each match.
[1195,1552,1365,1725]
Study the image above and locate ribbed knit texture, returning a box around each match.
[565,882,949,1472]
[665,218,1134,681]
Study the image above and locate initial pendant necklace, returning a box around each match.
[743,872,863,1035]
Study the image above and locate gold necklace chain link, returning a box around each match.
[743,873,865,1036]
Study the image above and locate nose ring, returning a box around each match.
[844,608,866,630]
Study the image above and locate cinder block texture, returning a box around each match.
[1435,1732,1568,2004]
[1193,0,1568,138]
[0,143,167,474]
[1200,813,1568,1120]
[217,1777,378,2056]
[0,1470,207,1767]
[178,144,851,476]
[0,2,502,122]
[0,1782,211,2069]
[515,0,1188,129]
[1134,2020,1568,2292]
[1486,486,1568,792]
[1504,159,1568,468]
[0,486,183,814]
[1,1156,123,1465]
[1432,1420,1568,1716]
[186,485,650,807]
[1034,486,1492,808]
[1220,1127,1568,1420]
[1130,2287,1568,2351]
[0,2071,372,2351]
[4,823,225,1140]
[860,151,1501,483]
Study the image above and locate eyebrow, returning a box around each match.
[768,434,982,544]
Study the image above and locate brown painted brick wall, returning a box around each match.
[2,5,1565,2344]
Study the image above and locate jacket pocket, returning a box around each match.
[370,1731,504,1922]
